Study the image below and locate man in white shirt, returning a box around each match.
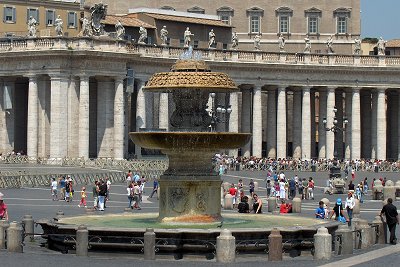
[51,178,58,201]
[345,192,355,226]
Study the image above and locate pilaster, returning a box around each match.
[78,75,90,159]
[252,86,262,158]
[114,77,125,159]
[27,75,39,158]
[376,88,386,160]
[135,79,146,157]
[301,86,311,159]
[351,87,361,160]
[326,87,335,159]
[276,85,287,159]
[228,92,239,157]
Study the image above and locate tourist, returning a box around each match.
[298,178,304,198]
[50,177,58,201]
[380,198,399,245]
[308,177,315,200]
[266,179,272,197]
[229,183,238,208]
[127,183,134,208]
[78,187,87,208]
[345,192,355,226]
[126,170,132,186]
[238,196,250,213]
[348,180,355,193]
[133,172,140,183]
[252,194,262,213]
[98,180,107,211]
[363,177,369,195]
[315,201,326,219]
[302,178,308,199]
[149,177,159,199]
[92,181,99,210]
[59,176,66,200]
[249,179,255,197]
[288,178,296,199]
[279,179,286,201]
[0,192,8,221]
[329,198,348,223]
[279,200,292,214]
[132,182,141,210]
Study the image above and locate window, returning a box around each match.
[3,6,16,23]
[337,17,347,34]
[193,40,199,48]
[217,6,234,25]
[305,7,321,35]
[27,8,39,24]
[334,8,351,34]
[246,7,264,34]
[187,6,205,14]
[67,12,77,28]
[308,17,318,34]
[46,10,55,26]
[250,16,260,33]
[279,16,289,33]
[275,7,293,34]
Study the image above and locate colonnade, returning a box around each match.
[0,74,125,159]
[134,80,398,160]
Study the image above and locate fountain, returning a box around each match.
[129,48,251,223]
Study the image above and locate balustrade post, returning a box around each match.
[76,225,88,256]
[216,229,235,263]
[304,53,311,64]
[7,222,23,253]
[354,55,361,66]
[328,54,335,65]
[378,55,386,66]
[144,228,156,260]
[22,215,34,242]
[255,51,262,62]
[268,228,282,261]
[162,46,169,58]
[232,51,238,61]
[0,220,10,249]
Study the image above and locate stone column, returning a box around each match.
[2,79,15,153]
[292,90,302,159]
[345,91,352,159]
[267,89,277,158]
[301,86,311,159]
[229,92,239,157]
[351,88,361,160]
[37,77,50,158]
[159,93,169,130]
[27,75,39,158]
[241,90,251,157]
[335,91,344,158]
[78,75,90,159]
[326,87,335,159]
[311,90,317,158]
[135,79,146,157]
[67,77,79,157]
[361,91,372,159]
[252,86,262,157]
[49,75,69,159]
[318,90,327,159]
[97,77,114,158]
[371,91,377,160]
[376,88,387,160]
[276,86,286,159]
[114,77,125,160]
[398,91,400,160]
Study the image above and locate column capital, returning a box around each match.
[49,73,70,81]
[25,74,37,81]
[326,86,336,92]
[114,76,125,83]
[302,86,311,92]
[376,87,387,93]
[351,87,361,93]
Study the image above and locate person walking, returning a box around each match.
[149,177,159,199]
[92,181,99,210]
[78,187,87,208]
[98,180,107,211]
[0,192,9,221]
[380,198,399,244]
[345,192,355,226]
[50,178,58,201]
[308,177,315,200]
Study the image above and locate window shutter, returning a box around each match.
[12,7,16,23]
[36,9,39,25]
[74,12,77,28]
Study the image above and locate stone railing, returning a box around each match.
[1,37,400,68]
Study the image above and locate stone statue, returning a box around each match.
[304,34,311,53]
[231,31,238,50]
[115,20,125,40]
[278,34,285,52]
[138,26,147,44]
[160,25,168,46]
[377,37,386,56]
[90,3,107,36]
[253,34,261,51]
[184,27,193,47]
[208,29,216,48]
[27,16,37,37]
[81,17,91,37]
[54,15,63,37]
[353,37,361,55]
[326,35,334,54]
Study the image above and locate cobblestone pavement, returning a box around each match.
[0,167,399,266]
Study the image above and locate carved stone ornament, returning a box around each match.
[169,187,189,213]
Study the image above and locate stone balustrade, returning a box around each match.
[1,37,400,68]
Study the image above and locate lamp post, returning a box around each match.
[322,106,348,159]
[209,92,232,132]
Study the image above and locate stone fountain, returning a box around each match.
[129,49,251,222]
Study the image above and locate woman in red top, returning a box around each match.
[0,193,9,221]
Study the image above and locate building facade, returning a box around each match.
[1,0,83,38]
[86,0,361,53]
[1,37,400,161]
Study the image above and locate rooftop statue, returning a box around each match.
[184,27,194,47]
[304,34,311,53]
[55,15,63,37]
[27,16,37,38]
[253,34,261,51]
[80,17,91,37]
[115,20,125,40]
[208,29,216,49]
[278,34,285,52]
[138,26,147,44]
[326,35,334,54]
[90,3,107,36]
[353,37,361,55]
[377,37,386,56]
[160,25,168,46]
[231,32,239,50]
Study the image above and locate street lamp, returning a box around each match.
[323,106,348,159]
[209,92,232,132]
